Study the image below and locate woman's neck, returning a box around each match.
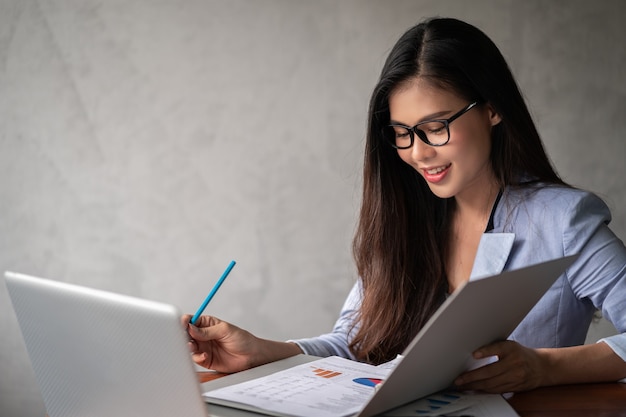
[453,180,501,229]
[446,180,501,292]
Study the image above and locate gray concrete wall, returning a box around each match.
[1,1,624,415]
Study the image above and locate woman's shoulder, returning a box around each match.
[505,183,608,209]
[500,183,612,231]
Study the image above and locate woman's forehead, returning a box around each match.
[388,80,464,122]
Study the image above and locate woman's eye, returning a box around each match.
[420,121,446,135]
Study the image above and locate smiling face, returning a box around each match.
[388,78,501,203]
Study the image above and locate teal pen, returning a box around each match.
[190,260,236,325]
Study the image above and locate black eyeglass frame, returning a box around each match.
[386,101,481,149]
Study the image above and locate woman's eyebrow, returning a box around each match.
[390,109,452,126]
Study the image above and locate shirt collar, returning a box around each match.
[469,233,515,280]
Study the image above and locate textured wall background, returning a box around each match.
[1,1,624,415]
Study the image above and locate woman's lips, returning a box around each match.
[422,163,451,183]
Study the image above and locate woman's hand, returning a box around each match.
[182,314,260,373]
[181,314,303,373]
[454,340,547,393]
[455,340,626,393]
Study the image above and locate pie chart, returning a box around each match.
[353,377,383,387]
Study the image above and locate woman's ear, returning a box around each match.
[486,102,502,126]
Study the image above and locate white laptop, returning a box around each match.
[5,254,576,417]
[4,271,210,417]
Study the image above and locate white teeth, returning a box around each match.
[426,165,449,175]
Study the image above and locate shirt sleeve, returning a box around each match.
[564,191,626,378]
[288,281,362,360]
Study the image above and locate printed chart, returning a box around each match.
[204,356,391,417]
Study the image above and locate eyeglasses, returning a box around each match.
[385,101,480,149]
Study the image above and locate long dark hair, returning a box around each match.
[350,17,566,364]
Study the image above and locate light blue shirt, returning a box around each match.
[293,185,626,376]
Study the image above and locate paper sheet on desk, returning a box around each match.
[384,390,519,417]
[203,356,395,417]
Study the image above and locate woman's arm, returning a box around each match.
[539,342,626,385]
[454,340,626,393]
[288,281,362,359]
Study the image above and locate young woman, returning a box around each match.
[184,17,626,393]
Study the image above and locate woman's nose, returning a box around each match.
[409,136,436,161]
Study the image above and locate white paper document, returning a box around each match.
[383,390,518,416]
[202,356,519,417]
[203,356,392,417]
